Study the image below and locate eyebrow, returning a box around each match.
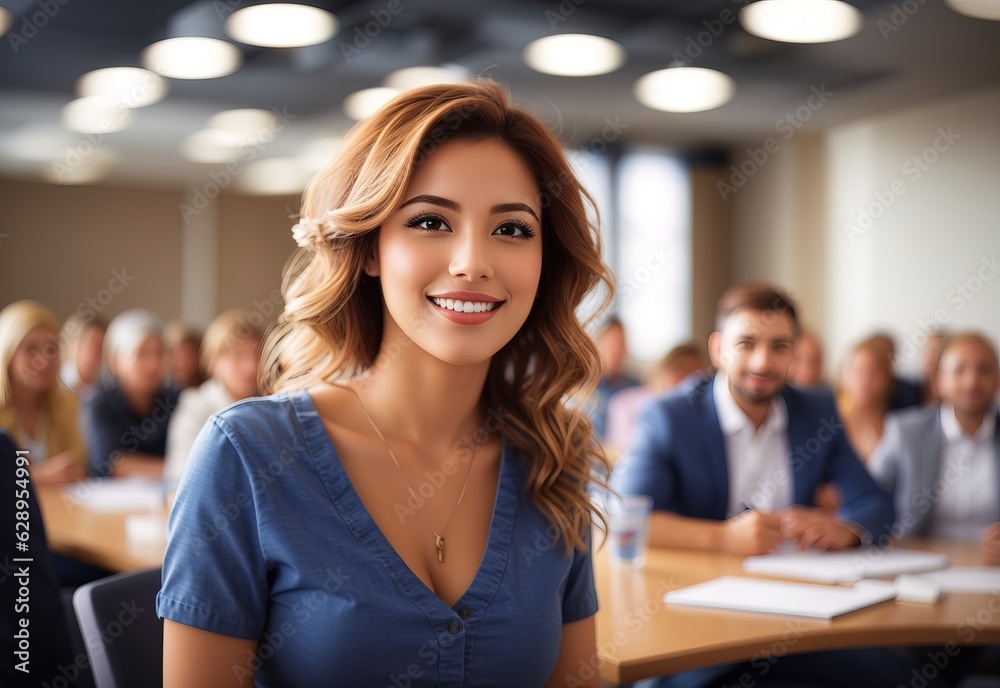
[399,194,540,222]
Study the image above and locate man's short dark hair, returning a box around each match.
[715,282,799,334]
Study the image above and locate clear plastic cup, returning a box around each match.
[607,494,653,568]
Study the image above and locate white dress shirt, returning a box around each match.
[164,378,235,486]
[929,404,998,541]
[713,374,793,518]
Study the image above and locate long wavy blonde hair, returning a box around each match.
[261,79,613,553]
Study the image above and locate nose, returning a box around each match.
[448,228,494,282]
[748,344,770,371]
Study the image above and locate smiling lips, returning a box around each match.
[427,291,504,325]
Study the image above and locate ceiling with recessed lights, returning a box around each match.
[1,0,999,192]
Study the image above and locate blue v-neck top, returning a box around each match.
[156,390,598,687]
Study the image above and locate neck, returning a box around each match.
[351,323,491,455]
[10,385,43,414]
[120,380,155,416]
[953,406,988,438]
[728,382,770,430]
[849,399,885,417]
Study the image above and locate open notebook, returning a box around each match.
[742,546,949,583]
[664,576,897,620]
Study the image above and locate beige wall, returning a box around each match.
[0,180,299,333]
[0,181,184,322]
[823,85,1000,377]
[217,194,299,317]
[690,165,733,346]
[729,133,827,335]
[729,84,1000,379]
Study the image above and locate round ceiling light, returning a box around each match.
[739,0,863,43]
[383,65,469,90]
[225,3,339,48]
[0,8,13,37]
[205,108,280,142]
[61,96,135,134]
[238,157,313,194]
[634,67,736,113]
[945,0,1000,20]
[142,37,242,79]
[76,67,168,108]
[523,34,626,77]
[343,87,401,121]
[181,129,247,164]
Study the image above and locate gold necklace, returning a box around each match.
[348,384,480,564]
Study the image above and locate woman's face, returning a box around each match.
[214,336,260,400]
[369,139,543,367]
[114,335,165,395]
[842,349,890,406]
[9,326,60,395]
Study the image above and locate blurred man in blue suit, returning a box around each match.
[612,283,934,688]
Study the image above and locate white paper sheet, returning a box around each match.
[742,546,949,583]
[664,575,896,619]
[896,567,1000,594]
[64,478,165,513]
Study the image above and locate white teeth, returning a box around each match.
[431,297,498,313]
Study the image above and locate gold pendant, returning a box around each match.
[435,535,445,563]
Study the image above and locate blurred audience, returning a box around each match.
[59,313,106,401]
[837,337,894,463]
[869,332,1000,683]
[869,331,923,410]
[165,310,262,485]
[788,330,827,389]
[870,332,999,550]
[590,316,641,439]
[164,320,205,391]
[604,343,705,456]
[83,309,179,478]
[0,300,87,483]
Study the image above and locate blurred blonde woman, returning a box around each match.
[0,300,87,483]
[837,337,895,462]
[165,310,262,485]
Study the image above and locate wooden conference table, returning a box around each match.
[37,481,166,572]
[38,482,1000,685]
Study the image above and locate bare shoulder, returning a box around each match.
[305,382,366,436]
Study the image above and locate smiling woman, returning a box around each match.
[157,79,615,688]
